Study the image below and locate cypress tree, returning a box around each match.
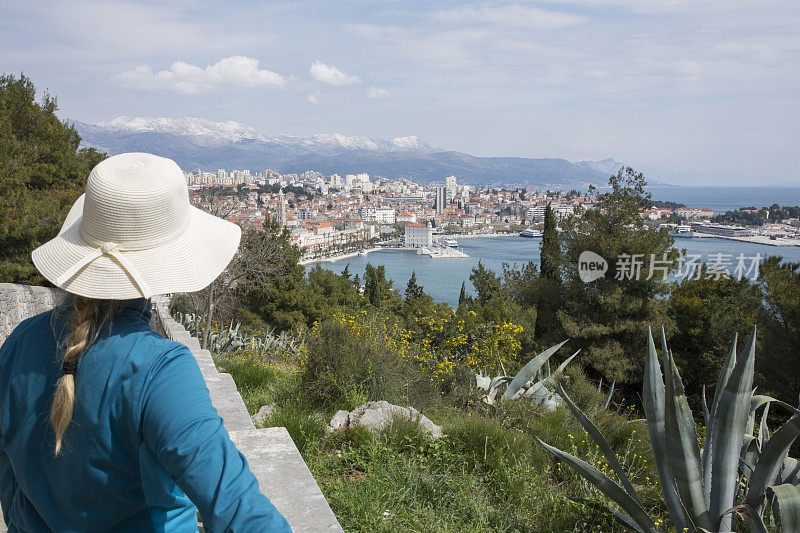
[458,281,467,306]
[540,203,560,281]
[535,203,562,344]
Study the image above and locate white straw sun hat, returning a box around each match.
[32,152,241,300]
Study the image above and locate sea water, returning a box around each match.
[645,186,800,213]
[306,236,800,308]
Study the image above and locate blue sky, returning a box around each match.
[2,0,798,185]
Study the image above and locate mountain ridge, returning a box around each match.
[72,116,624,187]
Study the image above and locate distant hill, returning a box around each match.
[72,116,624,188]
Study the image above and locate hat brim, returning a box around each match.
[32,195,242,300]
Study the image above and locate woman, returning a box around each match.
[0,153,291,531]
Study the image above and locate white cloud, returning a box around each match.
[116,56,286,94]
[309,61,361,86]
[366,86,390,99]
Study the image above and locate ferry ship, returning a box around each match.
[659,223,694,238]
[520,229,543,238]
[442,238,458,248]
[671,225,694,238]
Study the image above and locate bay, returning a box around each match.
[306,236,800,308]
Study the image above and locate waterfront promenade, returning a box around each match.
[692,232,800,247]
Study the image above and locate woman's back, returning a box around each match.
[0,299,290,532]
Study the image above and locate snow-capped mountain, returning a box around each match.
[95,116,268,143]
[77,116,437,154]
[72,116,620,187]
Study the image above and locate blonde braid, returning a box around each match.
[51,296,117,456]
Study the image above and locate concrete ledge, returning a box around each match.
[204,372,255,431]
[230,428,342,532]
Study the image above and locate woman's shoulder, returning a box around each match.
[123,329,196,367]
[0,309,59,358]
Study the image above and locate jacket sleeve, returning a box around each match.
[138,343,291,532]
[0,331,19,525]
[0,447,17,526]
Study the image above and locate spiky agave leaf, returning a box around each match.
[703,332,739,500]
[781,457,800,486]
[702,385,711,429]
[536,438,659,533]
[767,484,800,532]
[502,340,568,400]
[602,380,616,410]
[757,402,770,449]
[643,328,688,531]
[746,413,800,511]
[663,341,711,529]
[558,385,645,509]
[521,350,580,400]
[709,328,756,532]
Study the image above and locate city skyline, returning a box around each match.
[2,0,799,186]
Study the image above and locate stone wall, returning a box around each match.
[0,285,341,532]
[0,283,65,347]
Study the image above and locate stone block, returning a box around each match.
[204,373,254,431]
[228,428,342,532]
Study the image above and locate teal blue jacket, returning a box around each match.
[0,298,291,532]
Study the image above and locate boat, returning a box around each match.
[670,225,694,238]
[442,238,458,248]
[520,229,543,238]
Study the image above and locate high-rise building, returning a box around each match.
[435,186,447,214]
[445,175,457,202]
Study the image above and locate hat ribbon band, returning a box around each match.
[54,242,152,298]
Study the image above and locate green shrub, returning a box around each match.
[300,319,420,410]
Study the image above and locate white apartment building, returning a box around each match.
[359,206,396,224]
[526,203,574,222]
[404,224,434,248]
[676,207,714,219]
[445,175,457,201]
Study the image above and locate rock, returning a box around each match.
[252,404,276,427]
[327,410,350,432]
[326,401,443,439]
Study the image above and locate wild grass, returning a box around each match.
[214,320,667,531]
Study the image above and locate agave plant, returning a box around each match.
[176,312,302,360]
[537,327,800,532]
[597,377,616,411]
[475,340,580,409]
